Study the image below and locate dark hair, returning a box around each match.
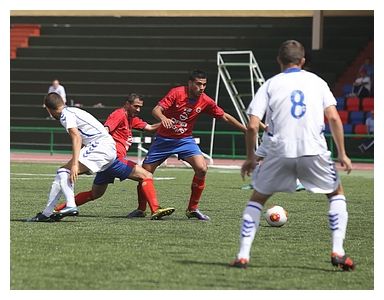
[44,92,64,109]
[278,40,305,65]
[125,93,144,104]
[189,70,207,81]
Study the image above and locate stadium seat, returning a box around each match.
[343,124,353,134]
[336,97,345,110]
[349,111,365,125]
[354,124,368,135]
[361,97,374,112]
[345,96,360,111]
[337,110,349,124]
[342,84,353,96]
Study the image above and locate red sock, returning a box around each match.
[137,182,147,211]
[54,190,93,211]
[188,175,206,211]
[140,178,160,214]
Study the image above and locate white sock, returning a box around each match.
[42,168,75,216]
[237,201,263,260]
[328,195,348,256]
[56,168,76,208]
[42,179,62,217]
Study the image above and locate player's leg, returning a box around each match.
[327,184,355,271]
[231,156,296,268]
[55,183,109,211]
[128,164,175,220]
[297,152,354,271]
[230,190,271,268]
[182,154,209,220]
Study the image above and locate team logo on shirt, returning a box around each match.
[195,107,201,113]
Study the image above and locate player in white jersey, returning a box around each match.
[230,40,355,271]
[28,93,116,222]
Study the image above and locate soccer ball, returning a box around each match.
[265,205,288,227]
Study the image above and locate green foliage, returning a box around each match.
[10,163,374,289]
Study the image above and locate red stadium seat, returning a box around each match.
[354,124,368,135]
[345,97,360,111]
[337,110,349,124]
[361,97,374,112]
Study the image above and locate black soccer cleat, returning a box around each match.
[26,212,56,222]
[331,252,355,271]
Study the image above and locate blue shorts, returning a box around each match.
[94,158,136,185]
[143,135,202,165]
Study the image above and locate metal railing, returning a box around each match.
[10,126,373,163]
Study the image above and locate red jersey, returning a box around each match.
[104,108,147,160]
[156,86,225,138]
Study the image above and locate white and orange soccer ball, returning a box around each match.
[265,205,288,227]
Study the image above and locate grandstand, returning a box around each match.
[10,12,374,161]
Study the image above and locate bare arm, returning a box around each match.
[143,122,161,133]
[152,105,174,128]
[324,105,352,174]
[240,115,260,179]
[221,112,247,133]
[68,127,83,183]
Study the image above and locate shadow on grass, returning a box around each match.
[177,259,336,272]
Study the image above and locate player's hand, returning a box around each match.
[338,154,352,174]
[241,158,258,180]
[161,117,174,129]
[70,164,79,183]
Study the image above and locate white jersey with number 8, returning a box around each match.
[247,68,336,158]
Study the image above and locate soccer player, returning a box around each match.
[128,70,246,220]
[230,40,355,271]
[28,92,117,221]
[54,94,175,220]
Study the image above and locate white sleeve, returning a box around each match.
[246,80,269,119]
[322,82,337,109]
[60,110,77,130]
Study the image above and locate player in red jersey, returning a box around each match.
[127,70,247,220]
[55,94,175,220]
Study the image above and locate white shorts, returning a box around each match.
[78,137,116,173]
[252,151,340,195]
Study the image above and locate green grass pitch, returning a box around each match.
[10,162,373,290]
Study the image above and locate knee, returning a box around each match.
[195,166,208,178]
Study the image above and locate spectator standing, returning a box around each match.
[48,79,67,104]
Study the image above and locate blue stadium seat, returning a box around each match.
[349,111,365,125]
[342,84,353,96]
[343,124,353,134]
[336,97,345,110]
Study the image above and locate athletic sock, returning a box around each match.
[137,182,147,211]
[42,176,62,217]
[237,201,263,261]
[140,178,159,214]
[328,195,348,256]
[57,168,76,208]
[187,175,206,211]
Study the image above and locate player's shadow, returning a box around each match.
[177,259,336,272]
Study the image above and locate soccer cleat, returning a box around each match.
[185,209,210,221]
[51,206,79,221]
[295,183,305,192]
[331,252,355,271]
[26,212,56,222]
[127,209,147,218]
[150,207,175,220]
[229,258,249,269]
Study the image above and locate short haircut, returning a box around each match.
[44,92,64,109]
[189,70,207,81]
[278,40,305,66]
[126,93,144,104]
